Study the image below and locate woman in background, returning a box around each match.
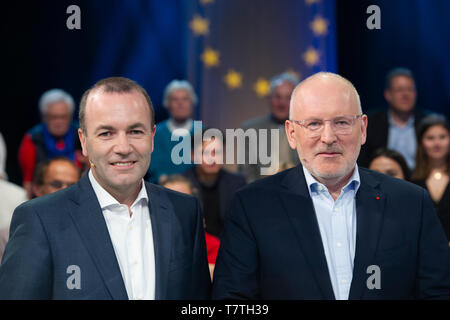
[411,115,450,244]
[368,148,411,181]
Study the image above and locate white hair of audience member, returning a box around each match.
[269,72,300,95]
[162,80,198,109]
[0,132,6,180]
[38,88,75,116]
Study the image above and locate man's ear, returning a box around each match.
[361,114,368,146]
[78,128,88,157]
[285,120,297,150]
[151,125,156,153]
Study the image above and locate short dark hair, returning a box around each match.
[79,77,155,133]
[32,157,81,186]
[385,67,415,90]
[368,148,411,181]
[159,174,198,197]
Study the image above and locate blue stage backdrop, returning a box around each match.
[337,0,450,117]
[186,0,337,129]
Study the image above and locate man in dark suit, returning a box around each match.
[0,77,211,299]
[358,68,427,169]
[212,72,450,299]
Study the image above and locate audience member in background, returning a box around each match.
[183,130,246,238]
[160,174,220,280]
[238,72,300,183]
[31,157,81,198]
[147,80,197,183]
[18,89,87,198]
[359,68,428,170]
[411,115,450,244]
[368,148,411,180]
[0,156,80,262]
[0,132,6,180]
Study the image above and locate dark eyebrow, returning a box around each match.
[95,125,115,134]
[94,123,148,134]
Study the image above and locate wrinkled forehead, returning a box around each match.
[292,78,360,118]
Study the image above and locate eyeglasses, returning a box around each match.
[290,114,363,138]
[46,180,76,189]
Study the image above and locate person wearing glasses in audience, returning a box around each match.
[32,157,81,197]
[212,72,450,300]
[0,157,80,263]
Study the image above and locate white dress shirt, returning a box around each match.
[303,165,360,300]
[89,170,156,300]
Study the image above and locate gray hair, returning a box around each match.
[270,72,300,95]
[39,89,75,116]
[289,72,362,119]
[385,67,415,89]
[162,80,198,108]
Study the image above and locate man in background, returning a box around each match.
[0,156,80,262]
[359,68,428,170]
[238,72,300,183]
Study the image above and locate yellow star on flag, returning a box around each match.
[201,47,220,68]
[305,0,320,6]
[200,0,215,4]
[254,78,270,97]
[310,16,328,36]
[224,70,243,89]
[190,15,209,36]
[303,47,320,67]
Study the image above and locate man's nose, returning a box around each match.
[320,121,337,145]
[114,132,133,154]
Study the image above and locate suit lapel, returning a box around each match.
[280,166,335,300]
[67,174,128,300]
[348,169,385,299]
[146,183,172,300]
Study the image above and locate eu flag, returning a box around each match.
[186,0,337,130]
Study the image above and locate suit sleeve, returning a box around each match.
[190,197,212,299]
[416,189,450,299]
[212,192,260,299]
[0,203,52,299]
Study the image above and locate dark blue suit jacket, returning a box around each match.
[0,173,211,299]
[212,165,450,299]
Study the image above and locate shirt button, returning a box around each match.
[341,279,347,284]
[317,185,323,191]
[333,208,338,212]
[133,260,138,265]
[336,242,342,247]
[128,225,132,231]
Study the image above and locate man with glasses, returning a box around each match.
[212,72,450,300]
[32,156,81,197]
